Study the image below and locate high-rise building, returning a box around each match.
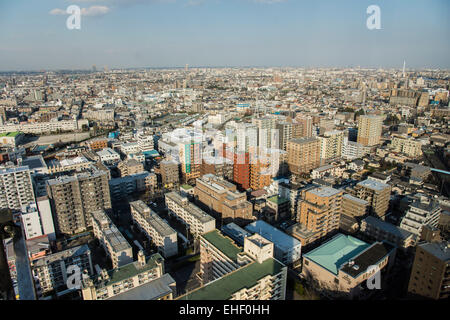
[319,130,345,162]
[0,165,35,211]
[357,115,384,146]
[160,160,180,188]
[276,121,293,151]
[286,137,321,175]
[46,170,112,236]
[293,115,313,138]
[233,151,250,190]
[179,142,202,184]
[407,241,450,300]
[295,187,343,246]
[349,179,391,220]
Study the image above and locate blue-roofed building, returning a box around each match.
[245,220,301,266]
[221,222,252,246]
[302,233,395,299]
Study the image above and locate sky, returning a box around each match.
[0,0,449,71]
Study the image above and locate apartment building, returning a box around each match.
[349,179,391,220]
[390,135,423,158]
[357,115,384,147]
[245,220,302,266]
[0,119,83,135]
[195,174,253,226]
[360,216,416,249]
[165,192,216,238]
[287,137,321,175]
[179,142,202,184]
[117,159,144,177]
[87,138,108,151]
[233,151,250,190]
[181,230,286,300]
[179,254,287,300]
[199,229,250,284]
[96,148,121,164]
[160,160,180,188]
[109,172,157,200]
[302,233,395,299]
[91,210,133,269]
[82,252,176,300]
[46,170,112,236]
[400,195,442,236]
[293,115,313,138]
[339,194,369,233]
[0,165,35,211]
[319,130,345,162]
[130,200,178,258]
[407,241,450,300]
[31,245,94,297]
[295,187,343,246]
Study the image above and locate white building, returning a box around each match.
[165,192,216,238]
[400,195,442,236]
[0,165,36,211]
[96,148,121,163]
[130,201,178,258]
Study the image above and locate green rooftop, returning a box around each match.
[201,229,242,261]
[178,258,285,300]
[181,184,193,190]
[95,253,164,287]
[303,234,370,275]
[0,131,22,137]
[267,195,289,205]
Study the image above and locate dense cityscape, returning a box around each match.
[0,66,449,302]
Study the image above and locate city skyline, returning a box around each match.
[0,0,449,71]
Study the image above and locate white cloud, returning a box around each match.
[81,6,111,16]
[49,6,110,17]
[49,8,67,15]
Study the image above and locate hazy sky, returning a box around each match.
[0,0,449,71]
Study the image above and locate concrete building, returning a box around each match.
[96,148,121,164]
[199,229,251,284]
[181,229,286,300]
[109,172,157,200]
[82,252,176,300]
[130,201,178,258]
[0,165,35,211]
[339,194,369,233]
[319,130,344,161]
[357,115,384,147]
[287,137,321,175]
[91,210,133,269]
[165,192,216,238]
[360,216,416,249]
[302,233,395,299]
[117,158,144,177]
[221,222,252,246]
[245,220,301,266]
[390,135,423,158]
[295,187,343,246]
[160,160,180,188]
[400,195,442,236]
[407,241,450,300]
[46,170,111,236]
[195,174,253,226]
[350,179,391,220]
[20,203,43,240]
[31,245,94,297]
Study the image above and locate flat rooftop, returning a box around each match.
[303,234,370,275]
[245,220,301,251]
[107,273,175,300]
[178,258,284,300]
[363,216,414,240]
[357,179,390,192]
[309,186,342,198]
[165,192,215,224]
[419,241,450,262]
[201,229,242,261]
